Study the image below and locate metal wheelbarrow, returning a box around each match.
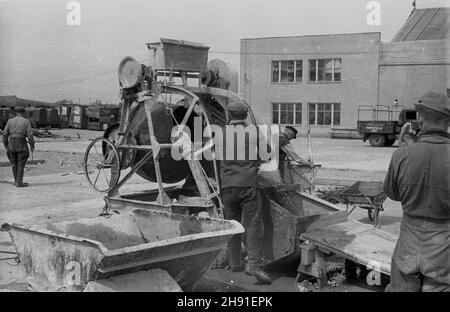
[1,209,243,291]
[338,181,387,226]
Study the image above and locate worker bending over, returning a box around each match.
[384,92,449,291]
[278,126,313,182]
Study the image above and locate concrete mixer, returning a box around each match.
[82,38,346,266]
[83,38,250,218]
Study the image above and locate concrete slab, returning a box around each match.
[83,269,182,292]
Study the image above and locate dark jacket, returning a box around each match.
[2,115,35,153]
[278,133,290,160]
[220,120,261,189]
[384,129,450,220]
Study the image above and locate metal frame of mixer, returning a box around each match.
[84,56,257,219]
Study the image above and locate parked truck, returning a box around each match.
[357,105,419,147]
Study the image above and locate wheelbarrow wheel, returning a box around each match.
[368,208,376,221]
[84,137,121,193]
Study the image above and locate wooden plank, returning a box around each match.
[315,249,328,288]
[301,220,397,275]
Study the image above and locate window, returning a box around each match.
[272,103,302,125]
[308,103,340,126]
[309,58,341,82]
[272,60,303,83]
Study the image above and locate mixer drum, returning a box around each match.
[127,101,210,184]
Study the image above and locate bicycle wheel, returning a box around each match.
[84,137,121,192]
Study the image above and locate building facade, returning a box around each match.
[239,8,449,136]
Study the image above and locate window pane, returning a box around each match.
[317,59,326,69]
[324,68,333,81]
[324,111,332,125]
[317,69,326,81]
[272,103,279,124]
[280,111,287,124]
[324,103,332,111]
[272,61,279,83]
[333,112,340,125]
[280,61,295,82]
[334,58,341,68]
[317,110,324,125]
[308,103,315,125]
[309,70,316,82]
[295,60,302,82]
[334,59,341,81]
[333,71,341,82]
[287,110,294,124]
[334,67,341,81]
[309,60,316,82]
[295,103,302,125]
[334,103,341,112]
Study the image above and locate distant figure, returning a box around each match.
[2,106,35,187]
[384,92,449,291]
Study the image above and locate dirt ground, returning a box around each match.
[0,129,401,292]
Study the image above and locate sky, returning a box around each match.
[0,0,448,103]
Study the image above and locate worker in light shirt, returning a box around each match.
[278,126,313,183]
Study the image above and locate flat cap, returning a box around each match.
[285,126,298,138]
[14,106,25,113]
[227,100,248,119]
[415,92,450,117]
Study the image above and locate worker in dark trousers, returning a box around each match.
[2,106,35,187]
[278,126,312,182]
[220,100,271,284]
[384,92,449,291]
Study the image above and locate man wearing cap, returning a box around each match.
[2,106,35,187]
[278,126,313,183]
[384,92,449,291]
[219,100,271,284]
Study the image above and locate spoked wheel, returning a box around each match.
[84,137,121,192]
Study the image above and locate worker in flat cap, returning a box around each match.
[278,125,313,183]
[2,106,35,187]
[384,92,449,291]
[219,100,271,284]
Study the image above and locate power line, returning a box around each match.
[1,46,447,88]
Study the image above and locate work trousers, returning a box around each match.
[7,150,29,185]
[221,187,264,269]
[390,214,450,292]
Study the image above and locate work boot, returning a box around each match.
[16,183,29,188]
[245,264,272,284]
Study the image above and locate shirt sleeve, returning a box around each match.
[281,143,311,166]
[384,156,400,201]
